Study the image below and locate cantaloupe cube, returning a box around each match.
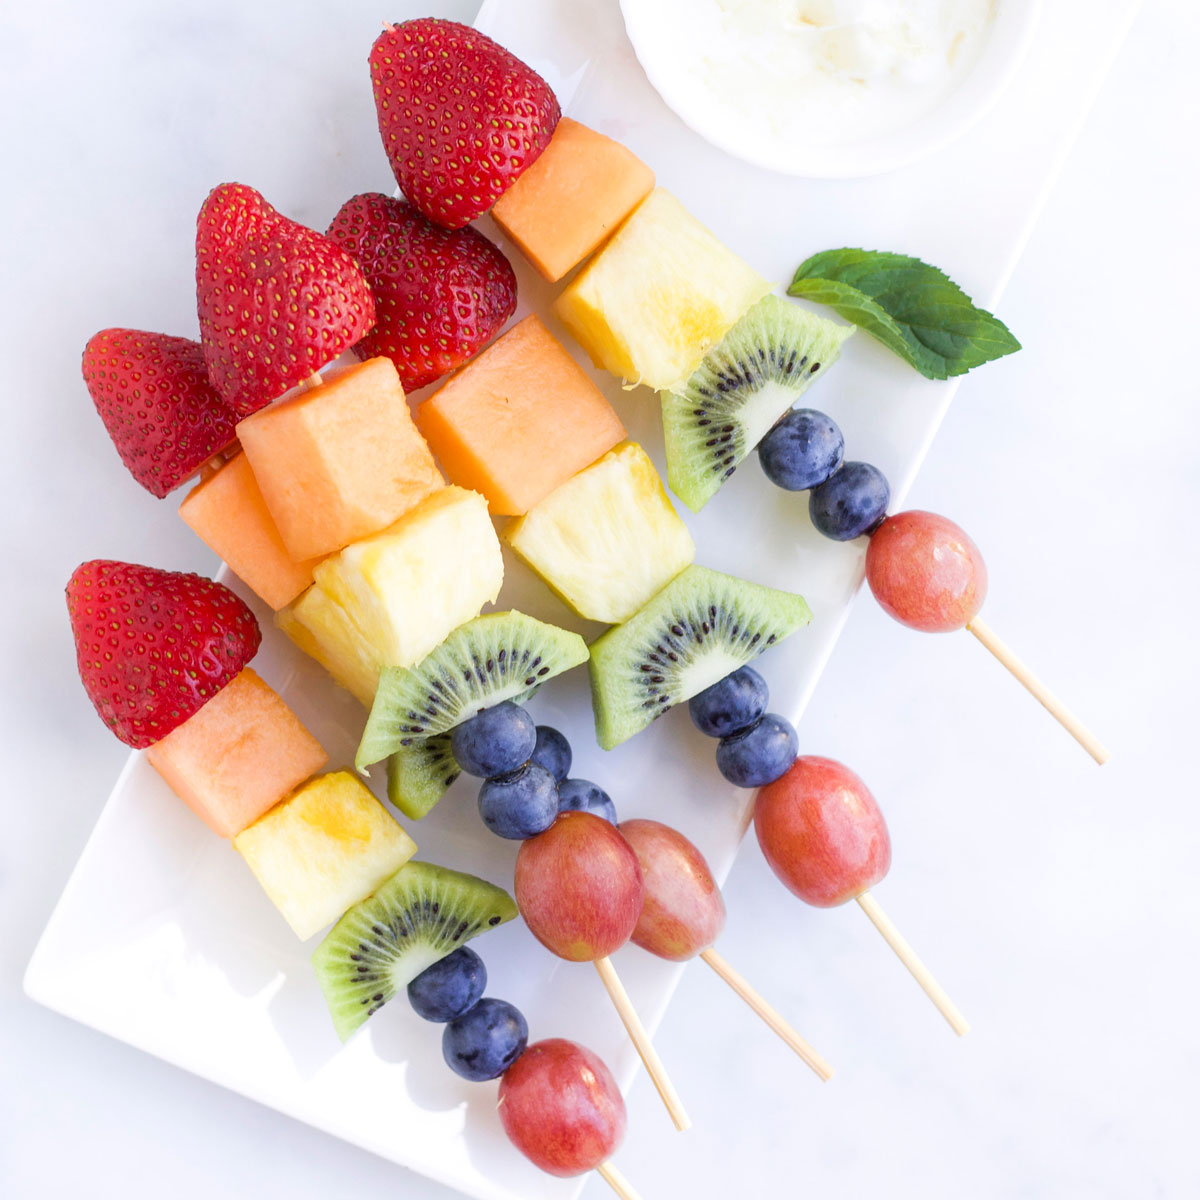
[415,316,625,516]
[234,771,416,941]
[144,668,327,838]
[236,357,444,561]
[178,452,321,610]
[554,188,770,392]
[504,442,695,623]
[492,118,655,283]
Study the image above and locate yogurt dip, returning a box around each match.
[623,0,1005,167]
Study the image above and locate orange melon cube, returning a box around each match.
[144,667,328,838]
[492,118,655,283]
[236,357,444,561]
[178,452,321,610]
[415,316,625,516]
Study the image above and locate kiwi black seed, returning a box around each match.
[311,860,518,1041]
[662,295,853,512]
[356,611,588,769]
[587,564,813,749]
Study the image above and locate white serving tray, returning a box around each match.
[25,2,1140,1198]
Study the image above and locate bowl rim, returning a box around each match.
[618,0,1044,179]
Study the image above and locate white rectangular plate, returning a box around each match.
[25,2,1139,1198]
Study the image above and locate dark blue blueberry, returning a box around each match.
[557,777,617,824]
[758,408,845,491]
[407,946,487,1023]
[477,763,559,839]
[451,702,537,778]
[442,997,528,1082]
[809,461,890,541]
[716,713,798,787]
[530,725,572,782]
[688,666,769,739]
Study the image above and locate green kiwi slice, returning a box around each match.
[356,611,588,770]
[385,735,460,820]
[662,295,853,512]
[588,565,812,749]
[312,860,517,1041]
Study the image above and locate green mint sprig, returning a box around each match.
[788,248,1020,380]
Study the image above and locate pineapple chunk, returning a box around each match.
[504,442,695,624]
[279,587,381,707]
[278,486,504,706]
[554,188,769,392]
[315,486,503,670]
[234,771,416,941]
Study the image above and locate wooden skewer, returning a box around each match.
[966,615,1109,765]
[597,1162,644,1200]
[302,370,324,390]
[699,946,833,1081]
[855,890,969,1036]
[593,956,691,1132]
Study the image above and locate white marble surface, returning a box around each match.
[2,1,1197,1198]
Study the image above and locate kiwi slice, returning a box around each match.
[356,611,588,769]
[385,735,459,820]
[588,564,812,749]
[662,295,853,512]
[312,860,517,1041]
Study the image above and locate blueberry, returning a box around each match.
[407,947,487,1023]
[557,777,617,824]
[451,702,537,777]
[716,713,798,787]
[758,408,845,491]
[442,997,528,1082]
[688,667,768,739]
[809,462,890,541]
[530,725,572,782]
[477,763,559,839]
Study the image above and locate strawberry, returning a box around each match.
[195,183,376,416]
[369,19,560,229]
[81,329,240,499]
[326,193,517,391]
[66,560,261,749]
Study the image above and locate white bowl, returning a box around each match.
[619,0,1043,178]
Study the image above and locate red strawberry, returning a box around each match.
[66,560,261,749]
[326,193,517,391]
[81,329,240,499]
[195,183,376,416]
[370,19,560,229]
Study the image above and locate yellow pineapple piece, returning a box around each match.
[278,587,381,707]
[277,486,504,706]
[554,189,769,392]
[234,771,416,941]
[504,442,695,623]
[315,485,503,667]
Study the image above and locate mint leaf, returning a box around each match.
[788,249,1020,380]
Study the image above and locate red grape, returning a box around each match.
[498,1038,625,1177]
[619,819,726,961]
[866,510,987,632]
[754,756,891,907]
[514,812,643,961]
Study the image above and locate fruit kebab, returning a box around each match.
[620,818,833,1080]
